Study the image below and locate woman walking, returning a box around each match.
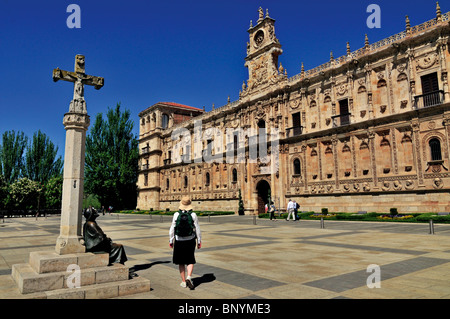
[169,196,202,289]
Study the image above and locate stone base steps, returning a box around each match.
[13,276,151,299]
[12,250,150,299]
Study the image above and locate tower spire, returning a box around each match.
[406,15,411,33]
[436,2,442,22]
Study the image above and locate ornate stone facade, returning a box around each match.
[137,6,450,214]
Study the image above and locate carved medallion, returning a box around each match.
[416,53,438,70]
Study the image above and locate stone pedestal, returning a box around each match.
[55,113,90,255]
[12,251,150,299]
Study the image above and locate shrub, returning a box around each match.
[321,208,329,215]
[390,208,398,216]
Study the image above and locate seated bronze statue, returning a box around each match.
[83,207,128,265]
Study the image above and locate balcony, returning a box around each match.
[414,90,444,109]
[141,147,150,155]
[286,126,303,138]
[332,113,351,128]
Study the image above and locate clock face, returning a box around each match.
[254,30,264,48]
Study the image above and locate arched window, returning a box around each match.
[293,158,301,175]
[184,176,188,188]
[205,172,210,186]
[166,178,169,190]
[162,114,169,129]
[232,169,238,183]
[429,138,442,161]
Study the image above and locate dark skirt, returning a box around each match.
[173,238,196,265]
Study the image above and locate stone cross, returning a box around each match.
[52,55,104,255]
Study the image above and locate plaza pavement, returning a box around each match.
[0,213,450,299]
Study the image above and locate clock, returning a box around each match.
[254,30,264,48]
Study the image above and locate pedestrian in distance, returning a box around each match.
[169,196,202,290]
[293,200,300,221]
[286,199,296,221]
[269,201,277,221]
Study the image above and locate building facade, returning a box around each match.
[137,5,450,215]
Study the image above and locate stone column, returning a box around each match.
[55,113,90,255]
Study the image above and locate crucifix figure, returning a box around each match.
[53,54,104,114]
[53,55,104,254]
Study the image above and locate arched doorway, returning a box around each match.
[256,180,271,215]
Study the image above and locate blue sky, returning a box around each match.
[0,0,446,158]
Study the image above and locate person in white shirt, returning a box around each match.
[169,196,202,289]
[286,199,296,221]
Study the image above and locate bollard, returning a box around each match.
[253,215,257,225]
[320,217,325,229]
[160,215,164,223]
[429,219,435,235]
[208,214,211,223]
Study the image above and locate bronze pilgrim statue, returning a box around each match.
[83,207,128,265]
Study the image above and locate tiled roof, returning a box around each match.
[139,102,204,116]
[159,102,203,111]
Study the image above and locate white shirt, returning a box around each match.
[287,201,295,211]
[169,211,201,244]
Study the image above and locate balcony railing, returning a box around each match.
[332,113,351,127]
[414,90,444,109]
[141,147,150,155]
[286,126,303,138]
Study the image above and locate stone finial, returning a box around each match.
[365,34,370,49]
[279,62,285,74]
[266,8,270,18]
[258,7,264,22]
[406,15,411,33]
[330,51,334,62]
[250,20,253,28]
[436,2,442,22]
[228,96,230,104]
[212,103,215,110]
[346,42,351,56]
[301,62,305,77]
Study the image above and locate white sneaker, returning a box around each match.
[180,281,187,288]
[186,276,194,290]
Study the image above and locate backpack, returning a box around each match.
[175,210,195,237]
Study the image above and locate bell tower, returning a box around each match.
[243,8,283,93]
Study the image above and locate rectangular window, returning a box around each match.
[420,73,440,107]
[292,112,301,136]
[339,99,350,126]
[421,73,439,94]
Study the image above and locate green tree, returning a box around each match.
[23,130,63,183]
[85,103,139,209]
[238,189,244,215]
[9,177,42,210]
[0,175,9,209]
[0,130,28,184]
[43,175,63,209]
